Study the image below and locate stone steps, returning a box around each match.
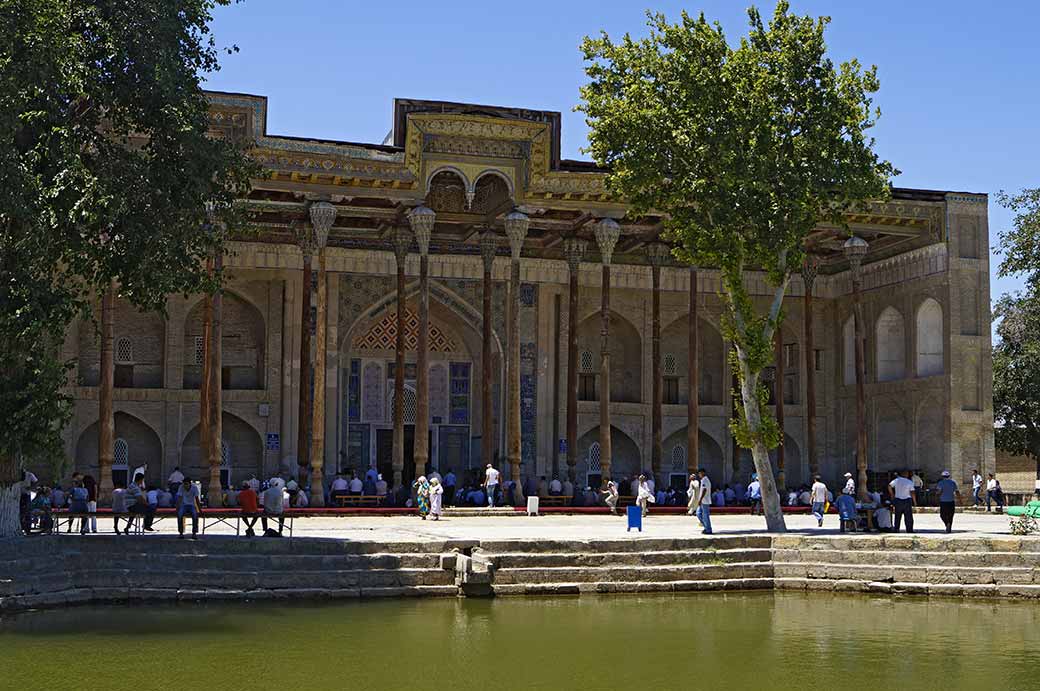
[773,562,1038,585]
[772,535,1040,554]
[774,578,1040,599]
[772,548,1040,568]
[492,562,773,585]
[478,536,771,554]
[488,548,772,569]
[493,578,775,596]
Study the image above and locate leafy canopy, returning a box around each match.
[579,1,894,450]
[996,188,1040,282]
[993,287,1040,462]
[0,0,257,470]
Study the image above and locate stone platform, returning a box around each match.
[3,511,1037,612]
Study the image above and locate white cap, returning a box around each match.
[844,472,853,478]
[941,470,951,477]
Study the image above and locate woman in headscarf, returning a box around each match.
[687,475,699,516]
[413,476,431,519]
[601,480,619,515]
[429,476,444,520]
[636,474,655,517]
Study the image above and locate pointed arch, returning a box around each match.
[577,309,642,403]
[916,298,944,377]
[75,412,163,487]
[575,425,642,481]
[876,306,906,382]
[663,427,724,484]
[183,290,266,390]
[661,315,725,404]
[180,411,264,487]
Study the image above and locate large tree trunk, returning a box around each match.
[0,455,22,538]
[736,357,787,532]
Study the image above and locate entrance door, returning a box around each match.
[375,426,416,491]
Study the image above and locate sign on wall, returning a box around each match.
[266,433,280,451]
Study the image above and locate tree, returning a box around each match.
[579,2,894,531]
[0,0,256,536]
[994,188,1040,489]
[993,288,1040,481]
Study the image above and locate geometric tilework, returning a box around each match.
[352,308,458,353]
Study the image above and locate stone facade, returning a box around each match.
[44,92,995,495]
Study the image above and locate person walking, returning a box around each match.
[483,464,500,508]
[986,473,1004,513]
[810,475,828,528]
[935,471,961,533]
[176,477,201,539]
[694,468,713,535]
[747,474,762,515]
[443,470,457,507]
[888,469,916,534]
[413,476,431,519]
[636,474,655,517]
[429,477,444,520]
[971,469,983,508]
[602,480,619,515]
[686,475,699,516]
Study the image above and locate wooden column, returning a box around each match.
[480,231,499,472]
[846,237,869,501]
[563,237,587,484]
[802,258,818,477]
[687,266,699,477]
[206,251,223,505]
[504,211,529,502]
[593,219,620,486]
[199,257,213,491]
[409,207,435,483]
[774,327,786,489]
[97,279,116,502]
[309,202,336,507]
[296,223,314,484]
[646,243,669,487]
[391,226,411,491]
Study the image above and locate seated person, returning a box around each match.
[29,487,54,533]
[238,481,260,537]
[835,493,857,533]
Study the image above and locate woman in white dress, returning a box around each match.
[429,476,444,520]
[686,476,699,516]
[636,474,656,517]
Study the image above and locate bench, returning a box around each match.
[538,495,573,507]
[334,494,383,507]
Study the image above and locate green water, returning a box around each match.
[2,593,1038,690]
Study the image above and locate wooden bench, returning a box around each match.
[538,495,574,507]
[334,494,383,508]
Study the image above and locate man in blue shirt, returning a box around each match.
[935,470,961,533]
[747,474,762,515]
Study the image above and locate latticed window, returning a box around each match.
[671,444,687,470]
[588,442,601,470]
[579,350,594,373]
[220,441,231,467]
[113,438,129,468]
[194,336,205,365]
[116,337,133,364]
[664,353,677,376]
[389,388,418,424]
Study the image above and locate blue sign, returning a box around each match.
[558,438,567,454]
[266,433,280,451]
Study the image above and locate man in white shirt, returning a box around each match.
[349,474,364,495]
[971,469,983,508]
[842,472,855,496]
[986,473,1004,513]
[888,469,916,533]
[549,477,563,495]
[262,478,286,536]
[483,464,500,507]
[375,474,388,497]
[694,468,713,534]
[810,475,828,527]
[168,467,185,494]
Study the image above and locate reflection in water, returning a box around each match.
[2,593,1038,690]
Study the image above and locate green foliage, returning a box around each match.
[993,287,1040,463]
[996,188,1040,282]
[1009,515,1039,536]
[0,0,258,475]
[727,349,780,451]
[579,1,894,452]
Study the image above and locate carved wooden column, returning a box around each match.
[687,266,699,477]
[308,201,336,506]
[563,236,587,484]
[802,257,818,477]
[504,211,529,502]
[646,242,670,488]
[98,279,116,502]
[845,236,869,501]
[392,226,411,491]
[773,327,785,489]
[206,251,224,505]
[410,206,435,482]
[593,218,621,485]
[198,278,212,496]
[480,230,499,471]
[296,221,315,484]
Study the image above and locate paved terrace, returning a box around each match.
[83,509,1020,543]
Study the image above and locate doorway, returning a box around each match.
[376,426,416,490]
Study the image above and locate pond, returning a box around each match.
[2,592,1038,690]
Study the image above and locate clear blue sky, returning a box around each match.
[206,0,1039,305]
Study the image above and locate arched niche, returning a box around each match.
[180,411,263,488]
[916,298,943,377]
[660,316,725,404]
[77,297,165,388]
[425,169,468,214]
[75,412,163,487]
[471,171,512,214]
[875,306,906,382]
[576,310,642,403]
[575,426,642,484]
[663,427,725,485]
[183,292,266,390]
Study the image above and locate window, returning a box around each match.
[194,336,205,366]
[916,298,943,377]
[671,444,687,470]
[663,377,680,405]
[578,374,597,401]
[116,337,133,364]
[664,353,677,376]
[114,365,134,388]
[579,350,594,373]
[876,307,906,382]
[113,438,129,488]
[783,343,798,369]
